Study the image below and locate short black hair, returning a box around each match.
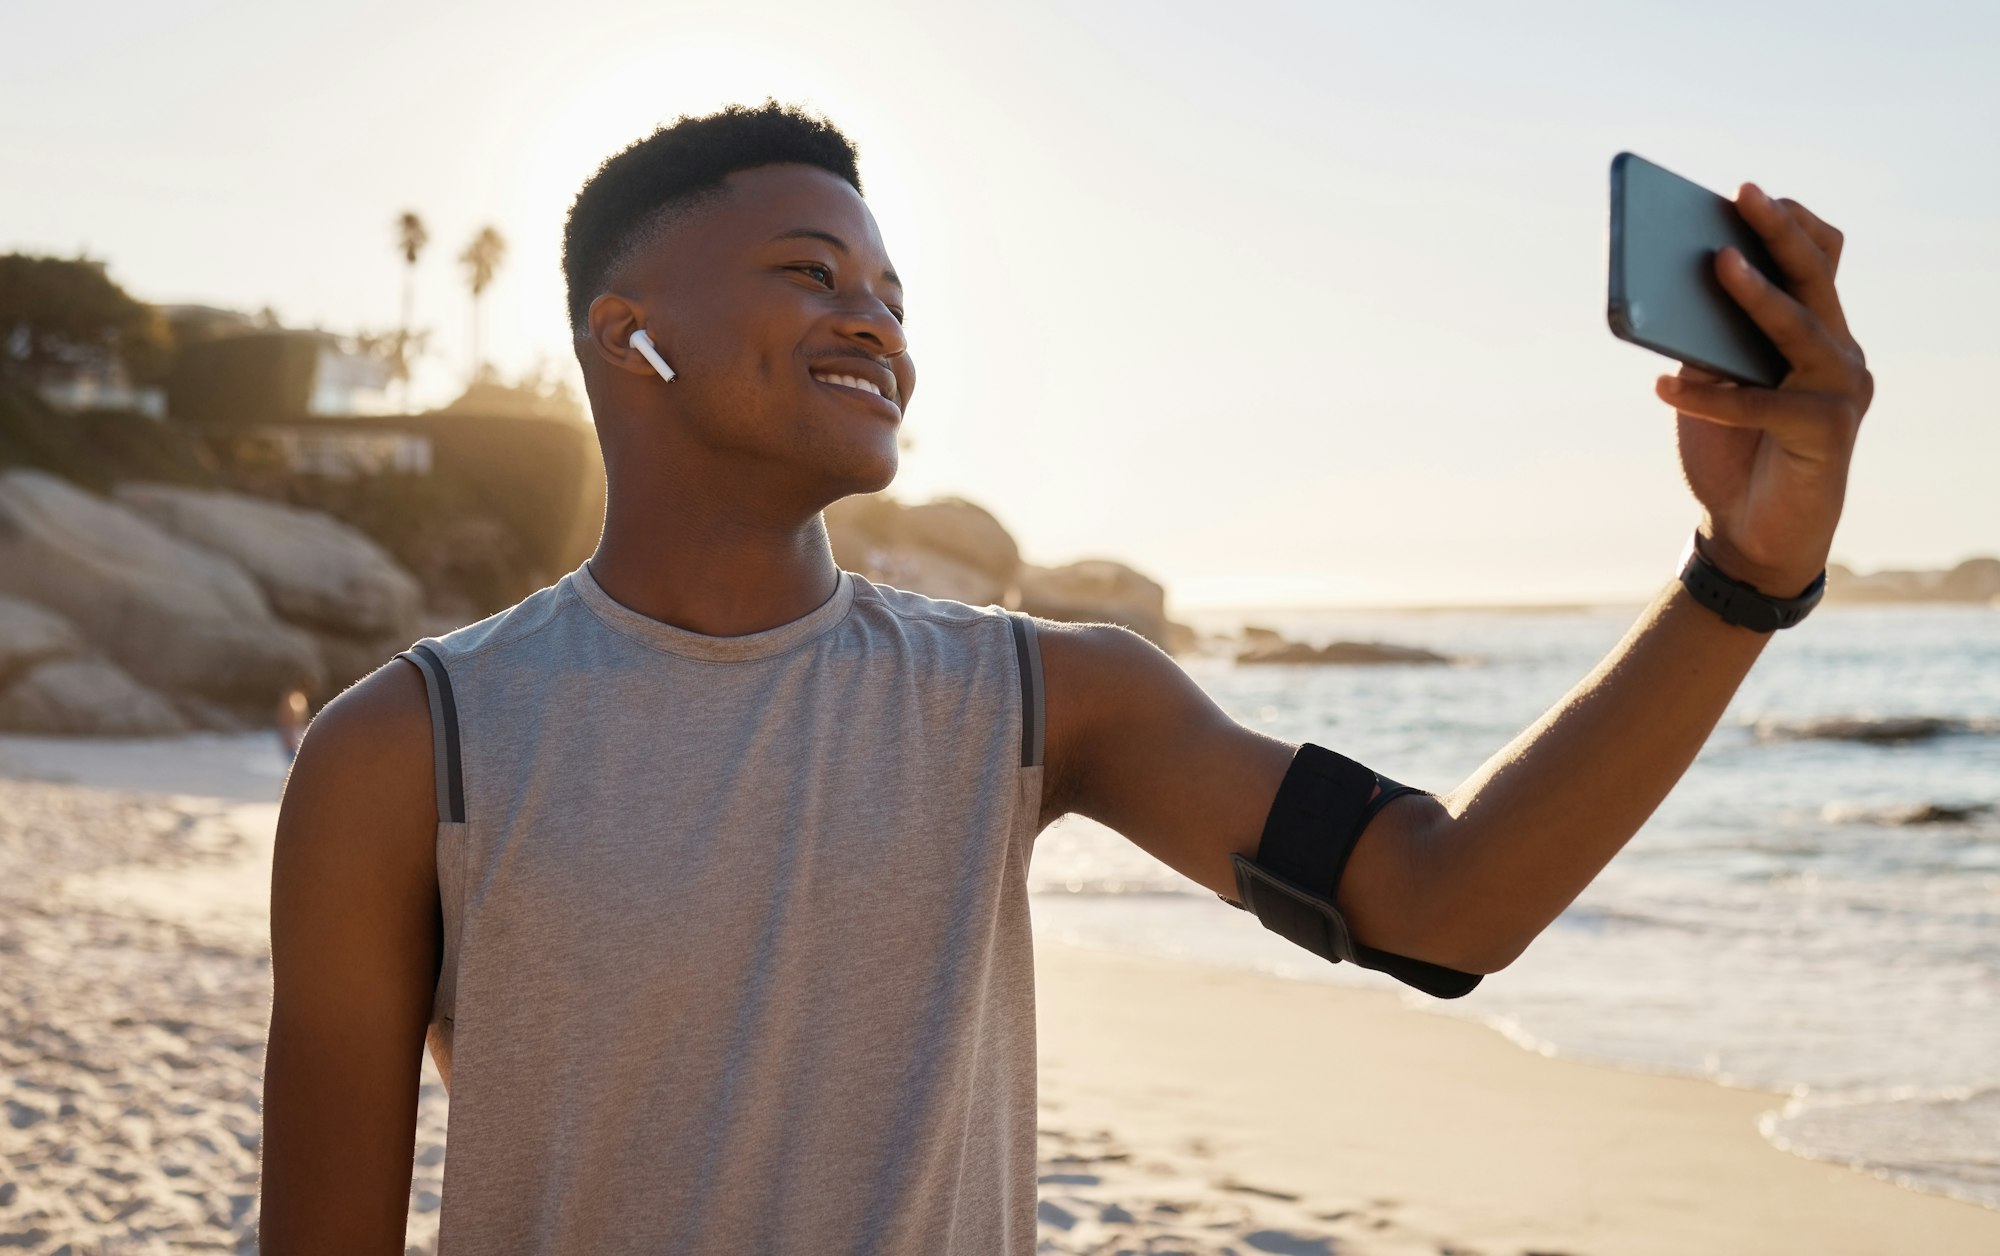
[561,100,862,334]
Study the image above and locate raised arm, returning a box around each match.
[260,661,442,1253]
[1041,185,1870,977]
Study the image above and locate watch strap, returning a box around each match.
[1678,535,1826,632]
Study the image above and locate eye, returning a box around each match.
[791,262,834,286]
[888,307,907,326]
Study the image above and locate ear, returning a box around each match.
[584,293,669,379]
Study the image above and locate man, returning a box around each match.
[259,102,1870,1253]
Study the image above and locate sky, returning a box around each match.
[5,0,1996,608]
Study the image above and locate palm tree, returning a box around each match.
[460,225,506,382]
[394,210,428,408]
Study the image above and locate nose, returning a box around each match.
[831,293,907,359]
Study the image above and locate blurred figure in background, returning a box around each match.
[275,675,315,763]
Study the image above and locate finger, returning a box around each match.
[1715,245,1844,376]
[1776,197,1844,275]
[1736,184,1851,341]
[1659,374,1861,443]
[1676,363,1732,386]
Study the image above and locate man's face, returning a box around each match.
[623,163,914,500]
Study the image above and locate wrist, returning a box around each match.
[1679,531,1827,633]
[1693,528,1823,599]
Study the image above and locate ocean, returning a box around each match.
[1027,601,2000,1211]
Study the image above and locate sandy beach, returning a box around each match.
[2,733,1996,1255]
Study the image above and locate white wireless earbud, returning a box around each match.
[629,328,676,384]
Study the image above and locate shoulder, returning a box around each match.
[279,655,438,854]
[303,656,433,772]
[421,577,576,668]
[1034,617,1205,758]
[1025,615,1294,868]
[1035,617,1181,711]
[1029,618,1214,817]
[847,571,1005,630]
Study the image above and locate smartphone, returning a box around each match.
[1607,152,1790,389]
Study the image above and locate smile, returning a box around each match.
[811,371,899,409]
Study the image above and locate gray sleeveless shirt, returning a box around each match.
[393,560,1046,1254]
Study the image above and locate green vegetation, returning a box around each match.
[263,412,602,618]
[1,243,603,622]
[460,225,507,380]
[0,384,219,491]
[0,254,173,388]
[393,211,430,404]
[166,332,323,428]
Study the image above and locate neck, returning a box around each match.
[587,460,843,638]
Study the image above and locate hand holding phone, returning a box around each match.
[1604,153,1872,598]
[1608,152,1791,387]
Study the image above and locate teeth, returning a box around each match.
[814,372,890,400]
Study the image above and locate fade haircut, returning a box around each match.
[561,100,863,336]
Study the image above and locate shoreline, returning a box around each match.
[1035,883,2000,1217]
[1178,597,2000,622]
[1034,936,2000,1256]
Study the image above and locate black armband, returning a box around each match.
[1224,742,1482,1000]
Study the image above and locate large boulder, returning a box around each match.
[307,626,416,696]
[897,499,1020,585]
[1236,636,1448,666]
[115,481,422,639]
[826,494,1021,607]
[1017,560,1171,648]
[859,549,1008,606]
[1754,715,2000,745]
[0,656,189,735]
[0,594,84,687]
[1825,557,2000,604]
[165,692,261,733]
[1941,557,2000,602]
[0,469,322,706]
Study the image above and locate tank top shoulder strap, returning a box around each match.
[395,642,466,825]
[1004,612,1045,770]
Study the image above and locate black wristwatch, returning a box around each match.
[1678,533,1826,633]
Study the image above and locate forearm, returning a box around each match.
[1415,577,1770,970]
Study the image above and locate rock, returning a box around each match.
[1826,555,2000,604]
[307,627,415,696]
[400,514,532,622]
[823,493,902,570]
[166,692,260,733]
[419,611,475,639]
[1830,567,1937,602]
[823,495,1199,649]
[1941,557,2000,602]
[1236,637,1449,666]
[896,499,1020,585]
[826,494,1021,607]
[858,548,1012,607]
[1017,560,1171,648]
[114,481,422,639]
[0,595,84,687]
[1894,802,1996,825]
[1823,799,1998,826]
[0,469,322,705]
[0,657,189,735]
[1755,715,2000,745]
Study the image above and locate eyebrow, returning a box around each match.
[766,227,902,291]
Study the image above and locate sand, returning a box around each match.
[1035,941,2000,1256]
[0,738,448,1255]
[2,732,1996,1255]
